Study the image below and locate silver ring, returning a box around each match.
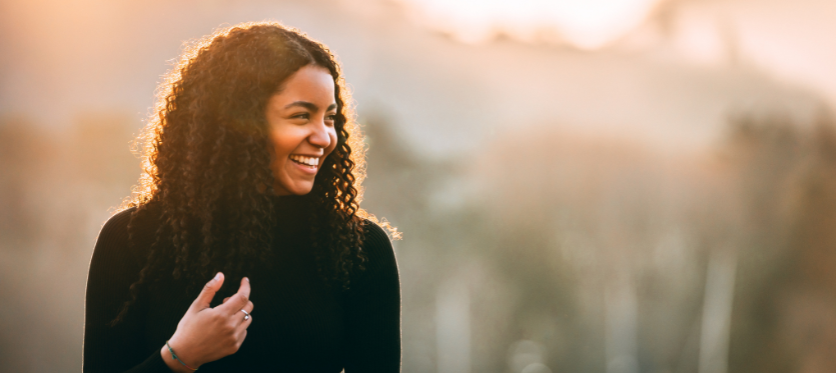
[240,309,250,320]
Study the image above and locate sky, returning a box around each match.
[399,0,663,49]
[400,0,836,110]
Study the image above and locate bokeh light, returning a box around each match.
[401,0,662,48]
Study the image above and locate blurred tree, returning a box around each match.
[0,116,55,248]
[728,110,836,373]
[0,112,140,372]
[68,112,139,187]
[0,115,55,372]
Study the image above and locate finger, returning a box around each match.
[236,312,253,332]
[222,297,230,304]
[233,300,255,327]
[238,277,251,299]
[217,277,250,314]
[189,272,224,312]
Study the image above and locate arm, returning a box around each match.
[83,209,172,373]
[84,209,255,373]
[343,222,402,372]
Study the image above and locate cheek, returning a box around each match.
[270,130,298,157]
[325,129,339,155]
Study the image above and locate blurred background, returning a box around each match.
[2,0,836,372]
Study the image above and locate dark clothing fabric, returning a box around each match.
[83,196,401,372]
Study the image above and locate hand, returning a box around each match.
[160,273,254,372]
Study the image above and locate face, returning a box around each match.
[265,65,338,195]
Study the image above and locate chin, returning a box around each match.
[292,188,314,196]
[292,182,316,195]
[275,181,315,196]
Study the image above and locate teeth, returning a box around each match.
[290,155,319,167]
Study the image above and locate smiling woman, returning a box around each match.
[82,22,401,372]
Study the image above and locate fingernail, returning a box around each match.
[244,277,249,283]
[214,272,221,280]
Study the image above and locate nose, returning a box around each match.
[307,118,333,150]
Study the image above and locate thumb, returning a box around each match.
[190,272,224,312]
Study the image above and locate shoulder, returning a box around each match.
[357,220,399,278]
[362,220,396,258]
[91,205,159,268]
[95,207,136,250]
[89,207,142,282]
[362,220,393,248]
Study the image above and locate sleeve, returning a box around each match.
[343,222,402,373]
[83,209,172,373]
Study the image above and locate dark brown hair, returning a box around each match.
[113,21,379,324]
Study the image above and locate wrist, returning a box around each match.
[160,340,200,372]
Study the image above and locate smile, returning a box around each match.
[289,154,320,168]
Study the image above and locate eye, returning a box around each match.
[325,113,337,125]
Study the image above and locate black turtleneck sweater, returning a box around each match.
[83,197,401,372]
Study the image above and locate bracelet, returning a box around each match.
[165,340,198,371]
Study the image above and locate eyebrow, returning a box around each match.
[284,101,337,112]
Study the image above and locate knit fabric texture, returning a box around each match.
[83,196,401,372]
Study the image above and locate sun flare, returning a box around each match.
[401,0,663,49]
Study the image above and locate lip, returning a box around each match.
[291,153,324,158]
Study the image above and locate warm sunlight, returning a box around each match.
[5,0,836,371]
[401,0,663,49]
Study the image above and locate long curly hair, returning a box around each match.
[112,22,378,324]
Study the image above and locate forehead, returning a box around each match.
[272,65,336,105]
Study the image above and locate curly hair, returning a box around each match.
[111,22,383,324]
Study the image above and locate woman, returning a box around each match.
[83,22,401,372]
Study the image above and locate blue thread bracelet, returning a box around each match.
[166,340,198,371]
